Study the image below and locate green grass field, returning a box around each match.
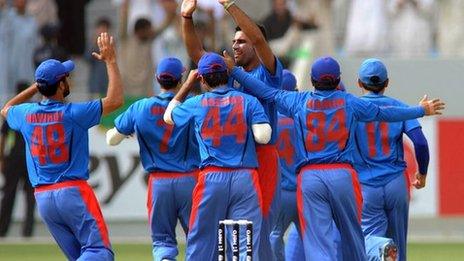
[0,243,463,260]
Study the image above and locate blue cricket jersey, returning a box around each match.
[232,58,283,144]
[172,85,269,169]
[230,67,426,172]
[277,113,298,191]
[6,99,102,187]
[353,93,421,187]
[114,92,200,173]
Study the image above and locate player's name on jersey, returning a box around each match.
[27,112,64,123]
[201,96,243,107]
[307,99,345,110]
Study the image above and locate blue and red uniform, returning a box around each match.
[7,97,112,260]
[354,59,430,261]
[354,94,424,261]
[169,52,270,260]
[114,89,200,260]
[233,58,283,261]
[269,113,304,260]
[230,56,428,261]
[268,70,302,260]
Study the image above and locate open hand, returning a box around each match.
[92,32,117,64]
[419,95,445,116]
[222,50,235,71]
[412,172,426,189]
[181,0,197,17]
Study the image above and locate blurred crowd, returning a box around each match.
[1,0,464,100]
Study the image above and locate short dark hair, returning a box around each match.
[96,17,111,28]
[359,77,388,94]
[235,24,268,41]
[37,79,62,97]
[311,78,340,91]
[134,18,152,32]
[156,76,180,90]
[202,71,229,88]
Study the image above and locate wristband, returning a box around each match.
[223,1,235,11]
[182,14,192,19]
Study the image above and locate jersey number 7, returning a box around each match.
[156,118,174,153]
[201,102,246,147]
[31,123,69,165]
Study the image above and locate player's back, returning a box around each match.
[277,113,298,191]
[289,90,374,170]
[118,93,200,173]
[353,94,419,186]
[185,87,267,169]
[8,99,102,187]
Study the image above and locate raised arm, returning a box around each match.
[181,0,207,64]
[220,0,276,74]
[0,84,38,118]
[164,70,198,124]
[92,33,124,116]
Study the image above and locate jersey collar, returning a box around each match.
[363,92,384,98]
[313,89,336,96]
[39,98,64,106]
[157,91,175,100]
[210,84,233,94]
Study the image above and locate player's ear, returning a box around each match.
[384,79,389,89]
[57,81,64,92]
[199,75,206,85]
[357,79,364,89]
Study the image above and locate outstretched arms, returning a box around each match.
[352,94,444,122]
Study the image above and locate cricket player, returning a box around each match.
[280,77,348,260]
[181,1,283,258]
[223,54,444,260]
[354,58,430,261]
[0,33,123,260]
[105,57,200,261]
[269,69,303,260]
[163,52,271,260]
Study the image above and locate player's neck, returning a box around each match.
[160,88,177,95]
[242,56,261,72]
[44,93,65,102]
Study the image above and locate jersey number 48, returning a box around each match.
[31,123,69,165]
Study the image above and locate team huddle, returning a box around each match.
[0,0,445,261]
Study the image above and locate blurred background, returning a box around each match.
[0,0,464,260]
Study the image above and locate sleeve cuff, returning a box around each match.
[164,99,181,125]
